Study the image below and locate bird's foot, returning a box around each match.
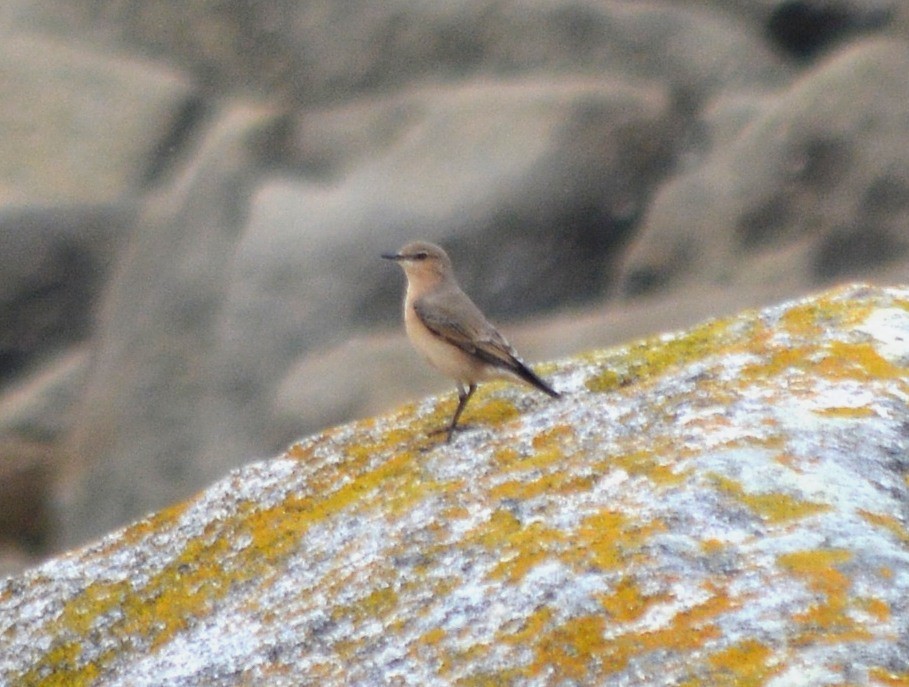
[427,424,470,443]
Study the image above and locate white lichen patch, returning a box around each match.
[3,284,909,686]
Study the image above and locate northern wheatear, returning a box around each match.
[383,241,560,442]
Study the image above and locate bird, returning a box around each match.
[382,240,560,442]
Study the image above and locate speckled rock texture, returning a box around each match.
[7,0,909,560]
[2,284,909,686]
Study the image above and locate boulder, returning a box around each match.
[620,38,909,298]
[270,277,799,442]
[3,284,908,685]
[0,348,89,560]
[23,1,788,103]
[0,205,130,383]
[763,0,896,58]
[0,33,195,204]
[58,103,288,548]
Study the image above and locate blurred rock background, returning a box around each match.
[1,0,907,573]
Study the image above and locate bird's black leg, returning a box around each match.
[446,383,476,443]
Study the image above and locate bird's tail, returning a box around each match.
[512,359,560,398]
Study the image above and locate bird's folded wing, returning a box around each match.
[413,299,519,369]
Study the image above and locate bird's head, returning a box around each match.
[382,241,454,285]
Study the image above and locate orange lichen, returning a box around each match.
[688,639,781,687]
[856,597,891,622]
[463,394,520,428]
[599,576,670,624]
[778,549,870,645]
[585,315,751,393]
[58,579,132,636]
[709,474,830,524]
[741,344,812,378]
[332,586,398,628]
[565,509,665,572]
[500,606,553,647]
[488,519,566,583]
[815,405,877,418]
[700,538,726,554]
[530,613,609,682]
[17,640,103,687]
[527,584,735,682]
[489,473,594,502]
[870,667,909,686]
[815,341,906,380]
[779,293,873,339]
[493,442,570,476]
[532,424,574,450]
[585,366,623,393]
[611,448,689,486]
[860,510,909,545]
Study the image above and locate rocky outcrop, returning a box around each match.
[4,0,909,566]
[619,38,909,297]
[58,104,288,547]
[2,285,908,685]
[0,32,194,204]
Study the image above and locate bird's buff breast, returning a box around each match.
[404,300,486,384]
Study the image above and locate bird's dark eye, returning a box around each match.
[414,251,429,260]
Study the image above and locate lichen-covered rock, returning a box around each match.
[3,284,909,686]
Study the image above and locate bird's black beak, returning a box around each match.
[381,252,403,261]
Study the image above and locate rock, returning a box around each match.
[0,347,89,443]
[0,205,130,383]
[3,283,909,685]
[765,0,896,58]
[271,278,799,442]
[24,1,787,103]
[619,38,909,298]
[0,33,196,204]
[0,349,89,554]
[58,102,288,548]
[212,74,673,472]
[231,75,672,361]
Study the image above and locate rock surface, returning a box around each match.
[57,103,288,547]
[0,33,194,204]
[2,284,909,685]
[4,0,909,565]
[620,38,909,297]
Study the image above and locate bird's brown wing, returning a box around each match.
[414,295,561,398]
[413,295,517,368]
[413,292,559,398]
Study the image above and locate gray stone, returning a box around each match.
[58,103,288,548]
[0,347,89,443]
[620,38,909,298]
[23,1,788,103]
[0,33,195,204]
[0,205,130,383]
[272,277,811,443]
[3,284,909,685]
